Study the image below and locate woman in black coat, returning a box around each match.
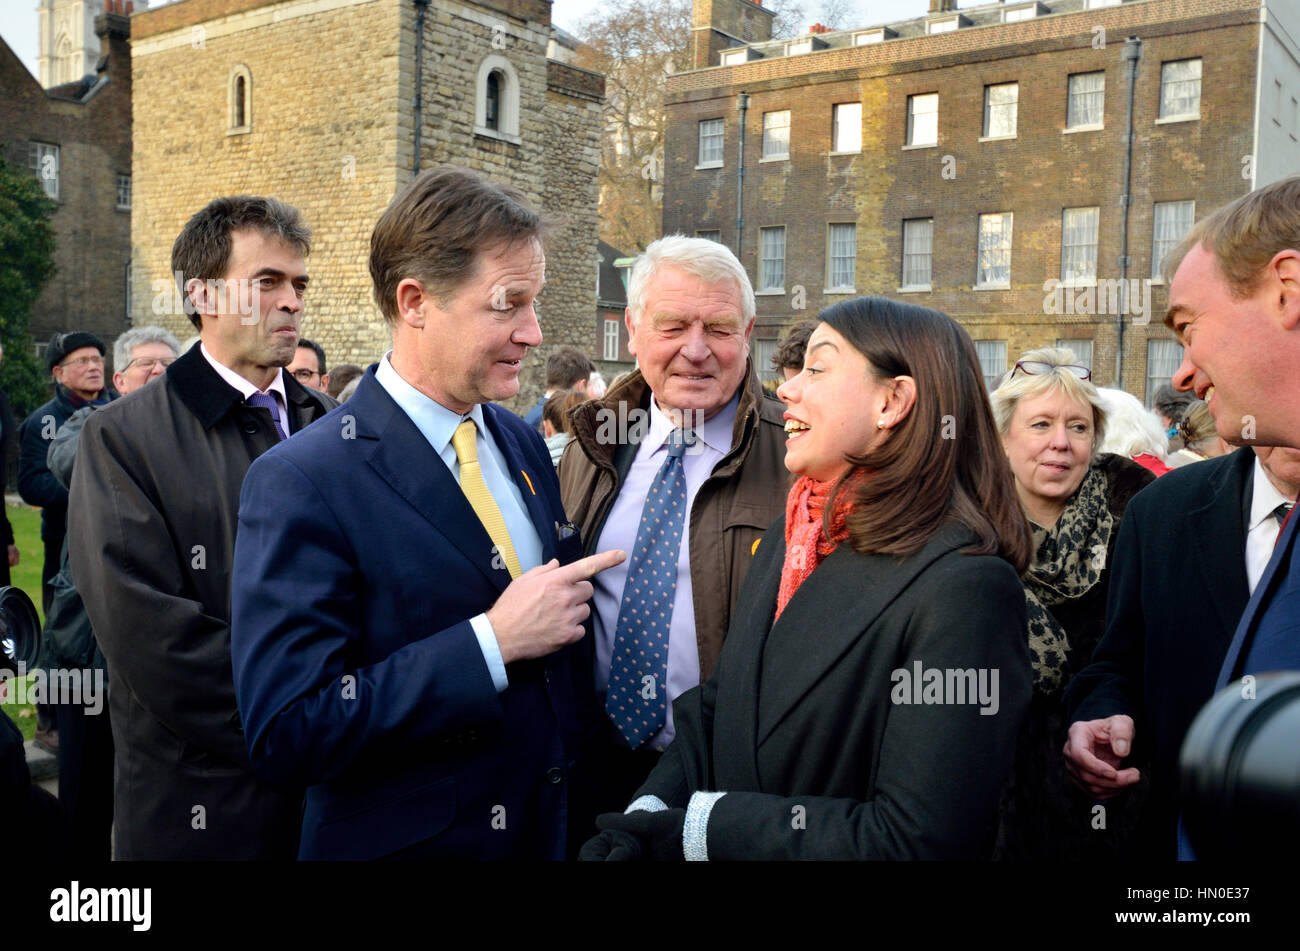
[989,347,1155,860]
[581,297,1035,861]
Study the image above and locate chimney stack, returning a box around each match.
[809,22,831,34]
[929,0,957,13]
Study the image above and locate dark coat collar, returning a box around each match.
[167,341,322,431]
[715,520,983,786]
[1185,447,1255,635]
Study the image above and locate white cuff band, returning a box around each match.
[683,791,726,861]
[625,795,668,814]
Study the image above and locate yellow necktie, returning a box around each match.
[451,419,522,579]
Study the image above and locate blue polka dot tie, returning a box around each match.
[605,427,692,749]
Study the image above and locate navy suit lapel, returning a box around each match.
[1187,450,1253,638]
[350,373,508,592]
[1216,507,1300,689]
[482,404,556,563]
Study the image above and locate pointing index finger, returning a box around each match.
[558,549,626,582]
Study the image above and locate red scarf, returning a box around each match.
[776,472,863,620]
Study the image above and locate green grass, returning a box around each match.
[2,502,48,741]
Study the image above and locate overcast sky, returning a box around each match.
[2,0,933,84]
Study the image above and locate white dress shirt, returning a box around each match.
[1245,456,1294,594]
[374,353,543,692]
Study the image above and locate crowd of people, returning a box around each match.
[3,165,1299,862]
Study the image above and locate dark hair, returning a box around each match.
[296,338,327,376]
[326,363,364,399]
[545,346,594,389]
[171,195,311,329]
[1152,383,1194,422]
[543,389,586,435]
[817,297,1032,573]
[369,165,550,325]
[772,319,817,372]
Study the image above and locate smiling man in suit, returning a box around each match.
[230,166,623,860]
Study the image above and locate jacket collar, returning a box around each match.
[568,358,780,476]
[1186,447,1255,634]
[168,341,320,431]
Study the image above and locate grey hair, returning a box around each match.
[626,234,755,326]
[114,326,182,373]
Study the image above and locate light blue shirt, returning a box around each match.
[593,390,739,749]
[374,354,543,692]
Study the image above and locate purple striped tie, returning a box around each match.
[246,391,287,441]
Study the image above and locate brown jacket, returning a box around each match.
[557,362,789,681]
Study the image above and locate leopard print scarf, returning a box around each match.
[1022,463,1113,693]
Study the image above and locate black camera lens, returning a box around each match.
[1179,671,1300,860]
[0,585,40,677]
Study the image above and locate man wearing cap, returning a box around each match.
[19,332,114,615]
[19,332,114,755]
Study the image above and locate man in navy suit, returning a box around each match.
[1153,176,1300,857]
[230,166,623,860]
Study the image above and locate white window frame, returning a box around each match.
[29,141,60,200]
[1158,58,1202,122]
[1151,200,1195,280]
[1061,207,1100,285]
[832,102,862,154]
[228,64,252,135]
[116,174,131,211]
[827,223,856,293]
[1066,72,1105,131]
[974,341,1008,390]
[759,226,786,293]
[901,218,933,290]
[603,318,621,361]
[761,110,790,161]
[698,118,725,168]
[906,93,938,148]
[696,229,722,243]
[982,83,1019,139]
[475,55,521,143]
[976,213,1013,289]
[1146,339,1184,406]
[1056,339,1094,371]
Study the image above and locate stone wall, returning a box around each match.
[131,0,402,365]
[131,0,604,407]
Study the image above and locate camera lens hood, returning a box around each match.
[0,585,41,677]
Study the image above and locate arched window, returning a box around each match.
[475,55,519,142]
[228,65,252,134]
[485,71,501,131]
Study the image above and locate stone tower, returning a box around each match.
[37,0,147,88]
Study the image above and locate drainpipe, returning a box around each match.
[736,92,749,261]
[413,0,430,175]
[1116,36,1141,389]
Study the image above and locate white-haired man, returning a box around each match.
[558,235,788,825]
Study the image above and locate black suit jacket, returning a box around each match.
[632,519,1032,859]
[1065,447,1254,859]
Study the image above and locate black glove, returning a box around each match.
[594,808,686,862]
[578,827,645,861]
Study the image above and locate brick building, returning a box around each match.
[129,0,604,411]
[1,3,134,350]
[665,0,1300,403]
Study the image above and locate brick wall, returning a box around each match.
[665,0,1260,397]
[0,14,133,348]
